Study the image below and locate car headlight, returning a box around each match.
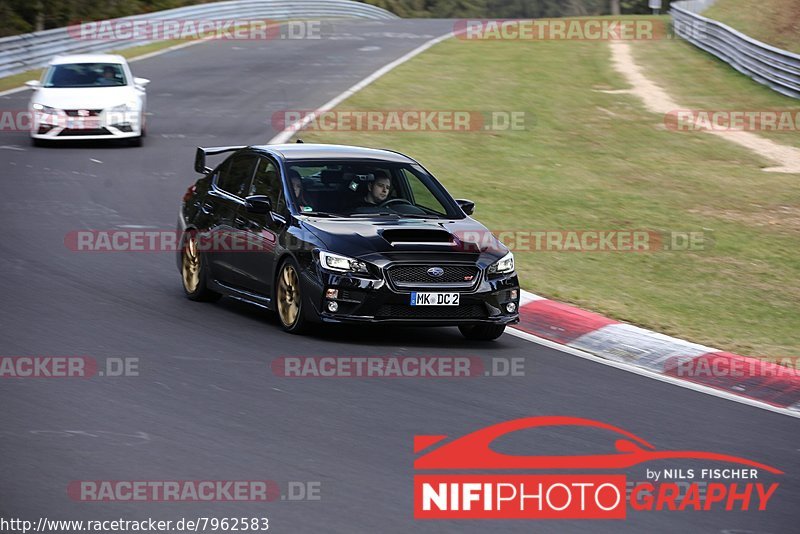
[32,103,58,114]
[109,101,138,113]
[488,251,515,275]
[317,250,369,274]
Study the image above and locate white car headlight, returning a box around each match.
[488,251,515,275]
[109,101,137,113]
[317,250,369,274]
[107,101,140,125]
[32,103,58,114]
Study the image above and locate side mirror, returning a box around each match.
[245,195,272,215]
[133,77,150,88]
[25,80,41,90]
[456,198,475,216]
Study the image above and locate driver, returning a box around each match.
[361,171,391,206]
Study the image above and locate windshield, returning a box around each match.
[43,63,127,88]
[286,161,463,219]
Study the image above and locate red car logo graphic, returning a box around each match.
[414,416,782,474]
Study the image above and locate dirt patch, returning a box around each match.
[688,205,800,232]
[608,41,800,173]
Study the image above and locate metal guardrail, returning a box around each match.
[671,0,800,99]
[0,0,397,78]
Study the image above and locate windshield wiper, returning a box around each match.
[300,211,340,217]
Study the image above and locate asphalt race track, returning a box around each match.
[0,19,797,533]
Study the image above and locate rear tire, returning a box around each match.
[459,324,506,341]
[181,231,221,302]
[276,258,306,334]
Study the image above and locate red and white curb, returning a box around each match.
[511,290,800,417]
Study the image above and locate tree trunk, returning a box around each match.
[610,0,621,15]
[35,0,44,32]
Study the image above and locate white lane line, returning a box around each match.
[267,30,457,144]
[0,86,28,97]
[506,327,800,419]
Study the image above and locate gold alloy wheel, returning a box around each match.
[181,234,200,293]
[277,264,300,327]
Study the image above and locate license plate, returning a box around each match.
[67,118,99,129]
[410,292,460,306]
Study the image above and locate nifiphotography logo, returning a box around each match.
[413,416,782,519]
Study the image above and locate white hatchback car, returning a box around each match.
[26,54,149,146]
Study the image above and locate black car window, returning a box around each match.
[216,154,257,197]
[285,161,462,218]
[248,158,281,204]
[43,63,127,88]
[400,168,446,215]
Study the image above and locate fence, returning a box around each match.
[671,0,800,99]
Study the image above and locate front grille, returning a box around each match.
[57,128,111,136]
[387,264,479,289]
[376,304,486,319]
[64,109,102,117]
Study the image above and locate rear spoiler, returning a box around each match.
[194,145,246,174]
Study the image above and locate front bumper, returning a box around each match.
[30,109,142,140]
[306,267,520,326]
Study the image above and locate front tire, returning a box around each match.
[181,232,221,302]
[459,324,506,341]
[276,258,306,334]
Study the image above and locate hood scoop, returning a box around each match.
[380,229,455,247]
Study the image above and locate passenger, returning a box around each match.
[96,66,118,85]
[289,170,312,211]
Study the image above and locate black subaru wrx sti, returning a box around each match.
[177,143,520,340]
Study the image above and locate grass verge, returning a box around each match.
[703,0,800,54]
[294,21,799,359]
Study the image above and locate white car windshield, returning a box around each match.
[43,63,126,88]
